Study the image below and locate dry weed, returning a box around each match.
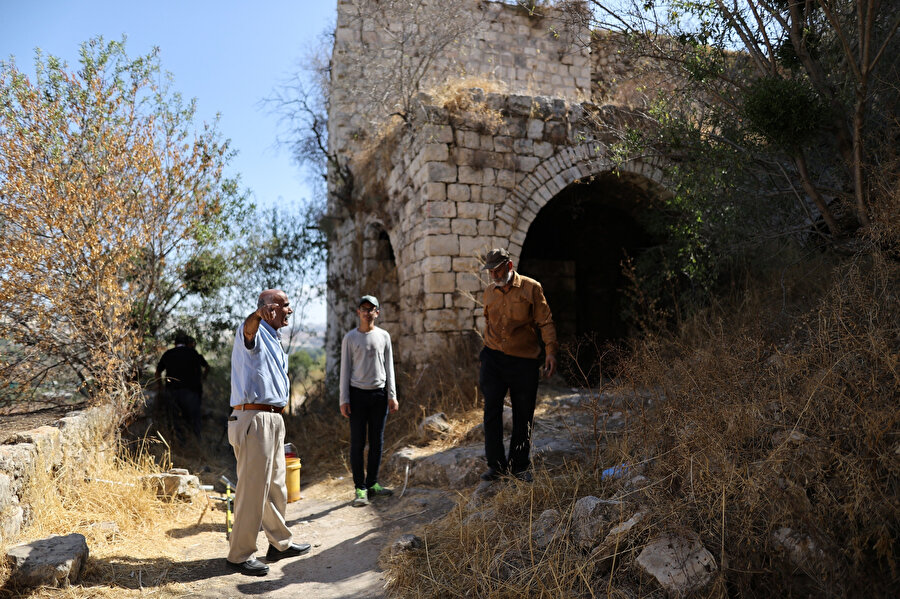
[390,334,483,447]
[382,250,899,597]
[608,252,900,597]
[428,76,507,134]
[0,445,217,598]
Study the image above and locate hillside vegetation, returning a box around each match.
[381,248,899,598]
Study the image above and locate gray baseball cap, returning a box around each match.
[482,248,511,270]
[359,295,380,308]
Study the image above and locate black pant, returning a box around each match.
[170,387,202,440]
[479,347,540,474]
[349,386,388,490]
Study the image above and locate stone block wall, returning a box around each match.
[325,87,665,369]
[330,0,591,160]
[0,404,119,545]
[325,0,671,372]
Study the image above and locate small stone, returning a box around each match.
[391,534,424,558]
[531,509,561,549]
[141,473,200,501]
[571,496,623,550]
[417,413,452,440]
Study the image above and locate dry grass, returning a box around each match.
[381,249,900,598]
[0,445,220,598]
[428,76,507,134]
[390,334,483,447]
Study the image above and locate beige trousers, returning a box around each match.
[226,410,292,563]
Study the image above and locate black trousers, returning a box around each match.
[479,347,540,474]
[170,387,202,440]
[348,386,388,490]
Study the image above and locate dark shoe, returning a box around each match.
[480,468,505,481]
[226,558,269,576]
[513,470,533,483]
[266,542,311,561]
[367,482,394,498]
[353,487,370,506]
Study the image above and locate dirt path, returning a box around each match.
[158,385,598,598]
[172,483,456,599]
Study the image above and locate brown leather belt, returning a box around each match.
[233,403,284,414]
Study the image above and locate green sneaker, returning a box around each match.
[367,483,394,498]
[353,488,370,506]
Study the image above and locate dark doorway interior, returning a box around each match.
[362,223,399,337]
[519,172,662,382]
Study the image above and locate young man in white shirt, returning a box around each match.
[339,295,400,506]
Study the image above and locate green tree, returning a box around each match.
[0,37,246,405]
[587,0,900,237]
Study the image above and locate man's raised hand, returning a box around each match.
[257,303,279,322]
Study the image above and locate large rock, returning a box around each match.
[57,404,119,465]
[635,531,717,595]
[386,445,484,488]
[467,481,502,510]
[10,426,62,470]
[0,472,24,545]
[530,435,583,467]
[6,533,89,589]
[0,444,37,496]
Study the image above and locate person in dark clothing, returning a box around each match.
[155,333,210,440]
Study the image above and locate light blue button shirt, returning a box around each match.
[230,320,289,408]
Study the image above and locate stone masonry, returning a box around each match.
[326,0,668,370]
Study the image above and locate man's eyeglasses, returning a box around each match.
[359,306,379,313]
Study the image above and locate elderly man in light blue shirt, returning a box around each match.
[225,288,310,576]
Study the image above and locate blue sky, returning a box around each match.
[1,0,335,323]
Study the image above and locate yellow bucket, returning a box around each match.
[286,457,301,502]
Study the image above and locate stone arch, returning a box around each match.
[500,143,670,381]
[493,142,667,261]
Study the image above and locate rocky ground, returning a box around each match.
[176,484,456,599]
[171,385,630,598]
[6,384,656,598]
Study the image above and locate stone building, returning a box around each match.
[325,0,670,373]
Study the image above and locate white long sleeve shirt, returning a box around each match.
[339,326,396,406]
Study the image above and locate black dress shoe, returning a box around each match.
[226,558,269,576]
[480,468,506,481]
[266,542,312,561]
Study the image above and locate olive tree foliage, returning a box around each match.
[585,0,899,239]
[0,38,247,406]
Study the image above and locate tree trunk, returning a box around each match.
[794,151,841,237]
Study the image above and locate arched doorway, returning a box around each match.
[518,171,664,381]
[361,223,400,344]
